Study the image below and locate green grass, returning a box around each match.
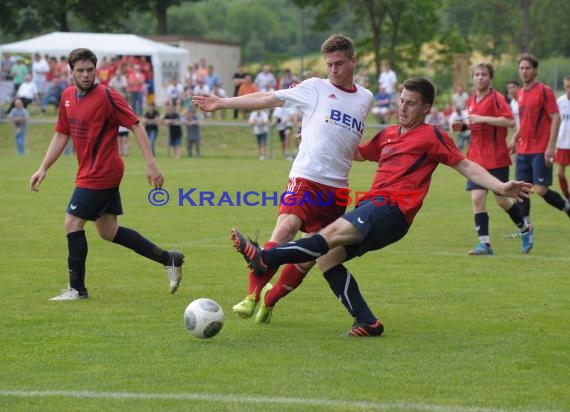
[0,120,569,411]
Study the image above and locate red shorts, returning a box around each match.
[555,148,570,166]
[278,177,347,233]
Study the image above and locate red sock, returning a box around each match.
[246,241,279,300]
[265,263,310,307]
[559,176,569,199]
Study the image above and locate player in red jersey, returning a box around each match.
[508,54,570,238]
[451,62,531,255]
[29,48,184,301]
[231,77,532,336]
[194,34,372,324]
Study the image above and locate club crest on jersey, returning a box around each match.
[325,109,364,135]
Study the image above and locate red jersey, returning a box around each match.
[517,82,559,154]
[56,84,139,189]
[359,124,465,225]
[465,89,513,169]
[97,66,112,86]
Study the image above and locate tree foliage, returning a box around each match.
[1,0,569,86]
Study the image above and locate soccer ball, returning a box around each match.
[183,298,224,339]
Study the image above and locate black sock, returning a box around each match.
[262,234,329,268]
[518,197,530,223]
[474,212,489,244]
[542,189,567,211]
[67,230,88,293]
[323,265,376,324]
[506,203,525,230]
[112,226,169,265]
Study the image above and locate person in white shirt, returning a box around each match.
[272,106,298,158]
[555,75,570,200]
[193,34,373,325]
[448,106,471,151]
[452,84,469,111]
[506,79,520,129]
[378,63,397,94]
[254,65,276,92]
[249,109,269,160]
[32,53,50,99]
[166,77,184,109]
[6,74,38,113]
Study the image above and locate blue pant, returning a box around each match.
[130,92,144,116]
[14,130,25,154]
[147,129,158,156]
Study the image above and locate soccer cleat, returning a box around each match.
[468,242,494,255]
[165,250,184,294]
[255,283,274,324]
[347,319,384,337]
[230,228,267,276]
[49,287,88,301]
[232,292,258,318]
[521,224,534,254]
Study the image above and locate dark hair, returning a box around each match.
[518,53,539,68]
[472,62,495,79]
[564,75,570,82]
[403,77,436,106]
[320,34,355,59]
[68,48,97,70]
[506,79,520,87]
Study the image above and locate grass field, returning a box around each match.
[0,120,569,411]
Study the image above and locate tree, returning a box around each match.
[306,0,440,79]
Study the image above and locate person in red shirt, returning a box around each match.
[96,56,112,86]
[29,48,184,301]
[509,53,570,234]
[127,63,146,115]
[451,62,531,255]
[231,77,532,337]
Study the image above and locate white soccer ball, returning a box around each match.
[183,298,224,339]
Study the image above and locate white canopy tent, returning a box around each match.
[0,31,189,106]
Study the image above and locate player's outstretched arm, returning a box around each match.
[192,92,283,113]
[453,159,532,201]
[30,132,70,192]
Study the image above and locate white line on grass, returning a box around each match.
[0,389,556,412]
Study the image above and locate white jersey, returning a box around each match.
[275,77,373,188]
[556,94,570,149]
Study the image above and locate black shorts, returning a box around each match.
[516,153,553,186]
[466,167,509,191]
[278,127,292,142]
[66,187,123,221]
[342,197,409,261]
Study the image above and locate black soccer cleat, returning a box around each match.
[230,228,267,276]
[347,319,384,337]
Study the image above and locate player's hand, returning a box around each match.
[501,180,533,202]
[507,138,517,154]
[29,170,46,192]
[467,115,482,125]
[192,93,220,112]
[147,164,164,188]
